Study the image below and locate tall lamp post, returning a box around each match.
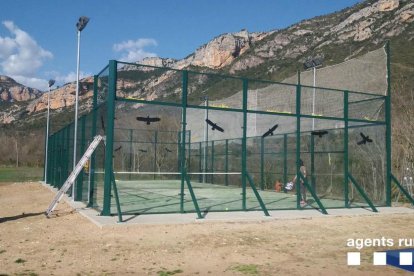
[73,16,89,199]
[44,79,55,184]
[303,57,324,130]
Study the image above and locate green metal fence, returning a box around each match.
[45,42,414,218]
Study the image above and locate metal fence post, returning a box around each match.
[296,72,302,209]
[385,41,392,206]
[102,60,117,216]
[88,75,98,206]
[180,70,188,213]
[344,91,349,207]
[260,137,265,190]
[242,78,248,210]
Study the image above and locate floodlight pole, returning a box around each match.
[44,80,55,184]
[202,96,209,183]
[73,16,89,200]
[72,30,81,199]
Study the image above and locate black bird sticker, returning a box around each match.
[357,132,373,145]
[114,146,122,152]
[165,147,172,153]
[206,119,224,132]
[136,116,161,125]
[311,130,328,138]
[262,124,279,138]
[138,149,147,153]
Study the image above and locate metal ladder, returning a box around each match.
[45,135,105,217]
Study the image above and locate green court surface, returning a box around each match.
[109,179,356,215]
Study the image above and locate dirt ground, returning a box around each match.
[0,182,413,276]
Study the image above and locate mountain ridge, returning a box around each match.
[0,0,413,169]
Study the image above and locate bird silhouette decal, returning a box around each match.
[311,130,328,138]
[165,147,172,153]
[206,119,224,132]
[262,124,279,138]
[357,132,373,145]
[136,116,161,125]
[138,149,147,153]
[114,146,122,152]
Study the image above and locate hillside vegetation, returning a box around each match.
[0,0,413,178]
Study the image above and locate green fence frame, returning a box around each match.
[44,43,397,219]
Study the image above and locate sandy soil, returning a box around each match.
[0,182,413,276]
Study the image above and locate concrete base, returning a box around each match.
[41,181,414,228]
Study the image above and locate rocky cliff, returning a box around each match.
[1,0,414,126]
[0,76,41,102]
[0,76,94,125]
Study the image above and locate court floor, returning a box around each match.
[109,179,364,215]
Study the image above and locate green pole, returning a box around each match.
[111,171,123,222]
[180,70,189,213]
[283,134,288,192]
[129,129,133,179]
[46,133,52,185]
[102,60,117,216]
[188,130,191,173]
[225,139,229,186]
[88,75,98,207]
[296,71,302,209]
[242,78,248,210]
[348,173,378,212]
[76,115,86,201]
[183,169,203,219]
[310,134,315,193]
[177,131,181,179]
[246,172,270,216]
[211,140,215,184]
[153,131,158,180]
[385,41,392,206]
[260,137,264,190]
[344,91,349,207]
[198,141,202,183]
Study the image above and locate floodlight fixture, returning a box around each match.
[303,56,324,70]
[76,16,89,32]
[48,79,55,88]
[303,56,324,130]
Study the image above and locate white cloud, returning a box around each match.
[0,21,53,90]
[58,71,91,84]
[46,70,91,85]
[113,38,157,62]
[11,76,49,91]
[0,21,53,77]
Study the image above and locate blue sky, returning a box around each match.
[0,0,362,90]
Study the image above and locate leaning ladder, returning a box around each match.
[45,135,105,217]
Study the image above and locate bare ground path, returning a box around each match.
[0,182,413,275]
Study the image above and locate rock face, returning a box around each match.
[0,76,41,102]
[120,29,273,72]
[111,0,413,103]
[1,0,414,126]
[122,57,177,71]
[379,0,399,11]
[26,76,94,114]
